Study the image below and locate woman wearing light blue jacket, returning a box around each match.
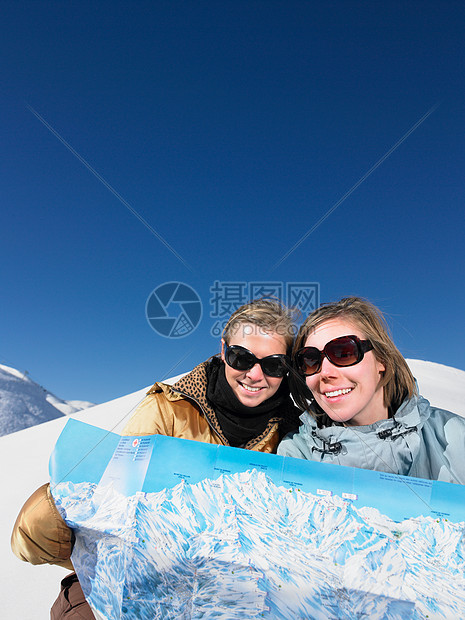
[278,296,465,484]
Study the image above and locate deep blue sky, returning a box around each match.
[1,1,464,403]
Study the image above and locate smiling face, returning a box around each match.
[304,318,387,426]
[221,324,287,407]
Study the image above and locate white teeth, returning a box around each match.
[325,388,352,398]
[241,384,261,392]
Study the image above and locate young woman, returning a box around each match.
[12,298,300,619]
[278,297,465,485]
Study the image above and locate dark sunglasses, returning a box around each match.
[224,344,290,378]
[295,335,374,376]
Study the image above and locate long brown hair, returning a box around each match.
[291,297,417,424]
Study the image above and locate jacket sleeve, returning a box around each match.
[11,483,74,570]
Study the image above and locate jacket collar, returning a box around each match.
[172,361,226,441]
[301,394,429,440]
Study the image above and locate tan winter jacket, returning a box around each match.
[11,361,283,569]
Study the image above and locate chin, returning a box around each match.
[239,396,263,407]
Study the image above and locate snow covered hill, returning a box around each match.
[1,360,464,619]
[406,359,465,417]
[0,364,94,437]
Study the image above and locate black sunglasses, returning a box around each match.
[295,335,374,376]
[224,344,290,378]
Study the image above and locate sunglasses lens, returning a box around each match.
[326,337,359,366]
[297,348,321,375]
[226,346,254,371]
[261,357,287,378]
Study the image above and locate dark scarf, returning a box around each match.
[205,357,300,447]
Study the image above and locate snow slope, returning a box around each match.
[406,358,465,417]
[0,364,94,437]
[1,362,464,619]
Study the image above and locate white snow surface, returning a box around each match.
[1,361,464,619]
[0,364,94,436]
[406,358,465,416]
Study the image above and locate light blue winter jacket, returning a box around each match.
[277,395,465,484]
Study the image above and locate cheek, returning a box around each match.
[269,377,283,392]
[223,365,239,389]
[361,356,385,384]
[305,376,318,391]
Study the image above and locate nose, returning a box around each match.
[245,363,265,382]
[319,355,338,378]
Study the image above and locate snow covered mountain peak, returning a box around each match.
[0,364,94,436]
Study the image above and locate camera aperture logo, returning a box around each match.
[146,282,202,338]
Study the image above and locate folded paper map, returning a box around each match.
[50,418,465,619]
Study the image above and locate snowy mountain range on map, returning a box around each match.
[55,469,465,619]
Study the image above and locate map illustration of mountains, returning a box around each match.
[50,419,465,619]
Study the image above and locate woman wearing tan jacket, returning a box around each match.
[12,299,300,619]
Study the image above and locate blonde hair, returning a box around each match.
[223,298,296,353]
[291,296,417,421]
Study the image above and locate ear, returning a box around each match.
[221,339,226,362]
[376,359,386,376]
